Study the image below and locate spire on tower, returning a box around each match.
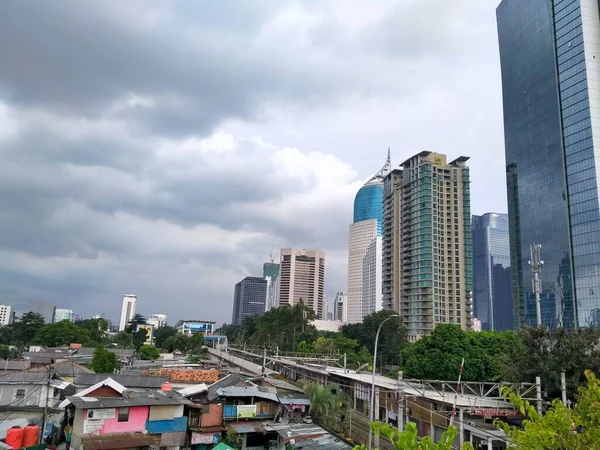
[366,148,392,184]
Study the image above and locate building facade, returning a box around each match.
[263,262,280,312]
[277,248,326,319]
[333,291,347,322]
[347,151,389,323]
[118,294,137,332]
[0,305,13,326]
[382,169,403,312]
[54,308,75,323]
[231,277,268,326]
[175,320,216,336]
[384,152,472,341]
[147,314,167,328]
[28,301,56,323]
[497,0,600,329]
[472,213,513,331]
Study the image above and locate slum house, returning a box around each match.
[28,361,94,384]
[60,377,192,450]
[74,373,169,393]
[0,360,30,372]
[250,377,311,422]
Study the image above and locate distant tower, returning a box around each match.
[347,150,390,323]
[119,294,137,332]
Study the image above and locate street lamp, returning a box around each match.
[368,314,399,450]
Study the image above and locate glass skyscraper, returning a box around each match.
[472,213,513,331]
[497,0,600,329]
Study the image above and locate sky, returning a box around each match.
[0,0,507,326]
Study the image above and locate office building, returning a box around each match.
[333,291,348,322]
[0,305,13,326]
[471,318,482,332]
[175,320,215,335]
[347,151,390,323]
[277,248,326,319]
[118,294,137,332]
[472,213,513,331]
[231,276,268,326]
[382,151,472,341]
[28,301,56,323]
[54,308,75,323]
[147,313,167,328]
[263,262,280,312]
[382,169,403,312]
[497,0,600,328]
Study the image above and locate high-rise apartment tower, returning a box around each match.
[118,294,137,332]
[231,277,268,326]
[382,151,473,341]
[497,0,600,328]
[277,248,326,319]
[263,262,280,312]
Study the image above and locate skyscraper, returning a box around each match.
[231,277,268,326]
[54,308,75,323]
[118,294,137,332]
[28,301,56,323]
[277,248,326,319]
[382,169,403,312]
[472,213,513,331]
[333,291,348,322]
[0,305,13,326]
[263,261,280,312]
[497,0,600,329]
[347,151,390,323]
[382,151,473,341]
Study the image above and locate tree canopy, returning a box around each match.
[139,345,161,361]
[89,345,119,373]
[126,313,147,333]
[33,320,93,347]
[154,325,177,348]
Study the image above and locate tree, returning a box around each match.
[133,328,148,351]
[353,422,472,450]
[89,345,119,373]
[0,344,19,359]
[303,382,341,429]
[76,318,109,344]
[188,332,205,355]
[163,333,190,353]
[111,331,133,348]
[400,324,517,381]
[33,321,93,347]
[126,314,146,334]
[497,370,600,449]
[154,325,177,349]
[139,345,161,361]
[14,312,45,344]
[222,430,242,449]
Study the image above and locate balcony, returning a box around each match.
[223,402,277,420]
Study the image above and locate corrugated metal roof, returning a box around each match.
[81,432,159,450]
[75,373,169,388]
[0,370,50,384]
[0,360,30,371]
[178,383,208,397]
[67,390,193,409]
[217,386,279,402]
[228,422,263,434]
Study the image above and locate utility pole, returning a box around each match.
[529,243,544,327]
[397,371,404,432]
[40,366,53,445]
[561,372,567,405]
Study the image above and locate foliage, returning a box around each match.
[111,331,133,348]
[352,422,472,450]
[14,312,46,344]
[497,370,600,449]
[139,345,161,360]
[188,332,205,354]
[499,326,600,400]
[222,429,242,449]
[400,324,517,381]
[154,325,177,348]
[0,344,20,359]
[133,328,148,351]
[126,313,147,334]
[33,320,93,347]
[163,333,192,353]
[76,318,109,344]
[341,310,406,367]
[89,345,119,373]
[303,382,342,430]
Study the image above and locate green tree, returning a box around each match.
[133,328,148,351]
[188,332,205,355]
[497,370,600,449]
[139,345,161,360]
[163,333,190,353]
[154,325,177,348]
[400,324,517,381]
[76,318,109,344]
[303,382,341,429]
[126,314,147,334]
[0,344,19,359]
[89,345,119,373]
[33,321,93,347]
[111,331,133,348]
[14,312,45,344]
[222,430,242,449]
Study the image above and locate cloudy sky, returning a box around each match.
[0,0,507,326]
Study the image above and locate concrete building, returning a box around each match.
[54,308,75,322]
[471,318,482,332]
[147,313,167,328]
[28,301,56,323]
[231,277,268,326]
[175,320,216,336]
[497,0,600,329]
[472,213,512,331]
[263,262,280,312]
[277,248,326,319]
[0,305,13,326]
[382,169,403,312]
[118,294,137,332]
[333,291,347,322]
[383,152,473,341]
[347,151,390,323]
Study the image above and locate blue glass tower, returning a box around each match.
[354,184,383,235]
[497,0,600,329]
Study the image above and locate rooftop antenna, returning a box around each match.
[366,148,392,184]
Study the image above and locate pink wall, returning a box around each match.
[92,406,149,434]
[201,404,223,428]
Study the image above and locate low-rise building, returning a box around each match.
[176,320,216,336]
[54,309,75,323]
[0,304,13,326]
[148,313,168,328]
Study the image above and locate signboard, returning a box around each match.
[467,408,518,417]
[83,419,104,434]
[237,405,257,419]
[191,432,221,445]
[86,409,115,420]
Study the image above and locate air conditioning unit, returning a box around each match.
[467,421,475,427]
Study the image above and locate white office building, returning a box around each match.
[333,292,347,322]
[147,313,167,328]
[118,294,137,332]
[0,305,13,326]
[54,308,75,322]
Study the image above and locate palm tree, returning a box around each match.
[303,382,341,428]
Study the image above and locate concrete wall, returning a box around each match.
[201,403,223,428]
[101,406,149,433]
[0,384,49,407]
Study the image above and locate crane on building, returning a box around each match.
[269,245,280,263]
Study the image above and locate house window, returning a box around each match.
[13,389,26,402]
[118,407,130,422]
